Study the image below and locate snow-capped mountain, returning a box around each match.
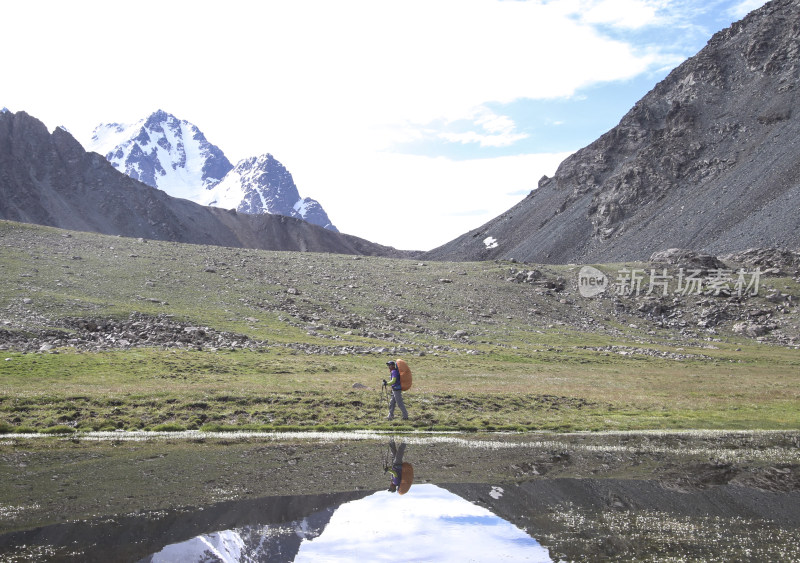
[141,506,337,562]
[200,154,338,231]
[84,110,337,231]
[87,109,233,201]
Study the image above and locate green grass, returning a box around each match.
[0,220,798,432]
[1,346,797,432]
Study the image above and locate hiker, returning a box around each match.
[386,438,406,493]
[384,360,408,420]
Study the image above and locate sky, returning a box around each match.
[2,0,768,250]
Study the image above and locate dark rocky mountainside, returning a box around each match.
[426,0,800,264]
[0,111,404,256]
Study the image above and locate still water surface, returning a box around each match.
[145,484,552,562]
[1,430,798,561]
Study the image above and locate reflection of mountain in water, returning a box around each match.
[143,484,553,563]
[139,505,337,563]
[4,477,796,561]
[0,490,371,563]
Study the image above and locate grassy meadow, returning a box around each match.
[0,220,798,433]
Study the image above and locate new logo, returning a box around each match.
[578,266,609,297]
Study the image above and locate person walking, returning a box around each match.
[384,360,408,420]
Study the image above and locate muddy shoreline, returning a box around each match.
[2,430,798,527]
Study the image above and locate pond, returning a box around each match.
[1,431,798,562]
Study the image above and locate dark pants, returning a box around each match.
[388,388,408,419]
[391,440,406,468]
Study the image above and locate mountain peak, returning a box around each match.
[201,152,339,232]
[144,109,179,128]
[84,113,338,232]
[85,110,233,200]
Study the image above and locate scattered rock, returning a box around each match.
[650,249,727,271]
[0,313,267,353]
[721,248,800,273]
[732,322,773,337]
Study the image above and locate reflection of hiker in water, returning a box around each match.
[386,439,406,493]
[383,360,408,420]
[384,439,414,494]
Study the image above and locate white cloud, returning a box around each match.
[438,130,522,147]
[573,0,670,29]
[439,107,529,148]
[474,109,521,136]
[3,0,665,150]
[294,485,551,562]
[727,0,769,18]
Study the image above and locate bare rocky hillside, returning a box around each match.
[426,0,800,264]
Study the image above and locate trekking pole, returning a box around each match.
[382,440,391,473]
[379,379,388,419]
[382,379,390,408]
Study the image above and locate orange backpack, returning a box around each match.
[398,462,414,495]
[396,359,412,391]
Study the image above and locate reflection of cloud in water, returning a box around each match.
[294,484,552,562]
